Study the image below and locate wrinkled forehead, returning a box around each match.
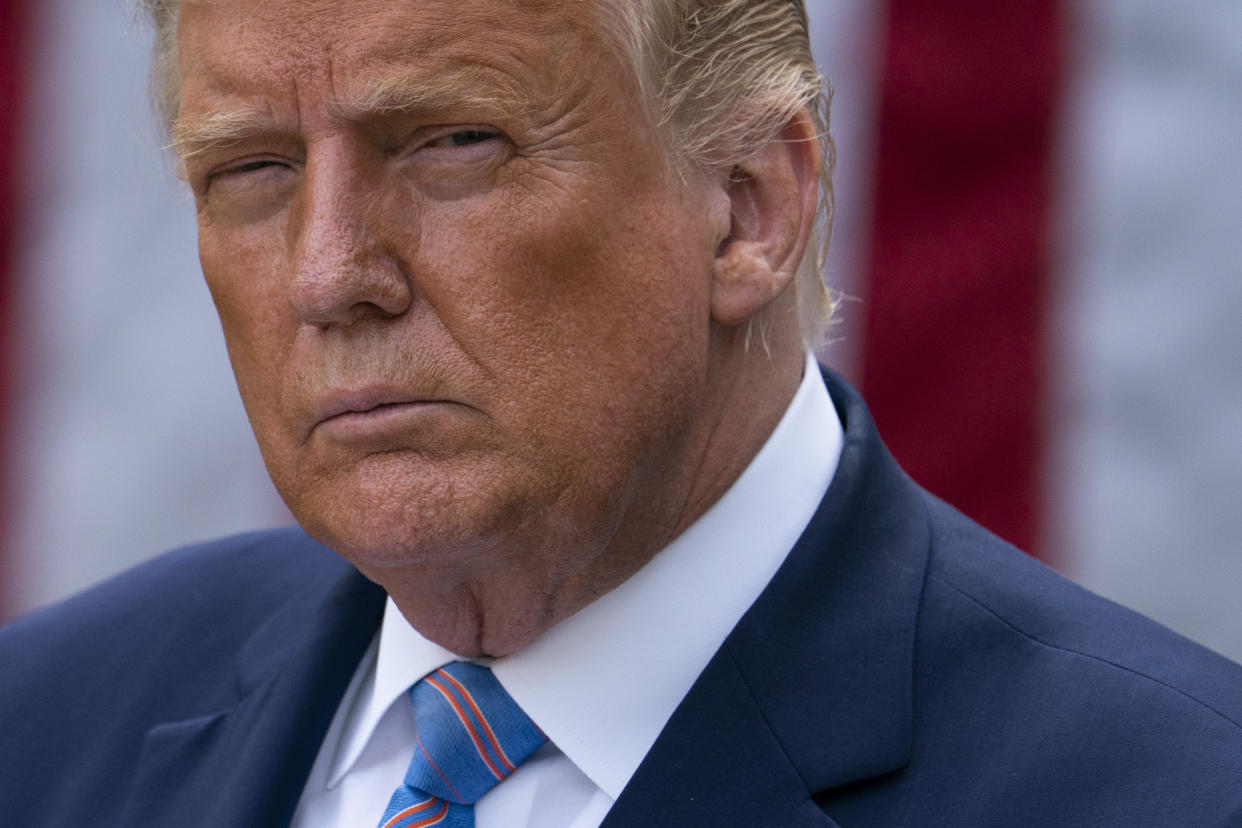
[174,0,618,114]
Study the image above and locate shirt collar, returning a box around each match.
[326,597,457,788]
[327,353,842,797]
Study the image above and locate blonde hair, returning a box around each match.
[142,0,836,344]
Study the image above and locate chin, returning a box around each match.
[283,462,533,576]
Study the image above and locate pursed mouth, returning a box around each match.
[310,390,447,432]
[308,388,485,443]
[322,399,423,421]
[316,389,426,421]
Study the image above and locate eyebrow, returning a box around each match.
[171,65,532,165]
[170,105,277,166]
[341,65,530,123]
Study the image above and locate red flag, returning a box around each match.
[863,0,1062,559]
[0,0,29,606]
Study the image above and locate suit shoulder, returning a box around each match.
[918,493,1242,732]
[0,527,351,684]
[0,528,373,822]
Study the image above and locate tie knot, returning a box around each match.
[404,662,546,806]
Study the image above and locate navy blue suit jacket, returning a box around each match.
[4,372,1242,826]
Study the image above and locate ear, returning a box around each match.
[710,108,822,327]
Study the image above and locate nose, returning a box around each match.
[287,148,411,326]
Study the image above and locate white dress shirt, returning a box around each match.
[291,353,843,828]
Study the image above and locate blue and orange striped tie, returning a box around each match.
[376,662,547,828]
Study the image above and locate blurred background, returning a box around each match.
[2,1,1240,662]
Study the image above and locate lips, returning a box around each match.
[314,389,429,427]
[308,380,483,447]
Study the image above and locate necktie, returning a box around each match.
[376,662,547,828]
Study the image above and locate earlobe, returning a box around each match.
[710,109,821,328]
[712,243,786,327]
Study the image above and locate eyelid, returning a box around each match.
[430,129,501,148]
[191,155,295,203]
[414,124,503,149]
[205,154,291,182]
[216,158,279,175]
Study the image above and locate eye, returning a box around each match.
[200,156,297,216]
[426,128,502,149]
[211,158,287,180]
[397,126,510,199]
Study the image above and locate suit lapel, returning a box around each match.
[120,563,385,827]
[605,371,931,826]
[601,645,843,827]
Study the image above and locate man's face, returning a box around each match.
[177,0,725,582]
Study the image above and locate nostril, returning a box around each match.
[288,260,412,326]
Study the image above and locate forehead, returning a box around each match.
[176,0,613,117]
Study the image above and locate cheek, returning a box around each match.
[419,180,711,365]
[515,199,712,398]
[198,222,295,431]
[200,218,278,326]
[412,185,713,476]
